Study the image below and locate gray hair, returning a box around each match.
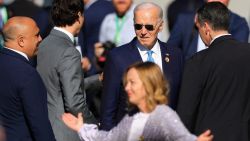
[134,2,163,20]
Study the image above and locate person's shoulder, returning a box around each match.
[9,58,39,79]
[230,11,247,22]
[154,105,180,120]
[186,48,208,65]
[159,40,182,54]
[102,12,116,22]
[109,41,134,55]
[155,105,174,112]
[0,51,34,72]
[40,31,74,49]
[95,0,113,7]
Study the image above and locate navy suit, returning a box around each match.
[167,11,249,60]
[100,38,183,130]
[0,48,55,141]
[79,0,114,76]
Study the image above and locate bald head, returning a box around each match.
[2,16,42,58]
[134,2,163,20]
[3,17,35,43]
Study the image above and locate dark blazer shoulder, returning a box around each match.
[108,39,137,60]
[110,40,135,53]
[160,40,182,54]
[229,11,249,42]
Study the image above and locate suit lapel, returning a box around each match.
[128,39,170,78]
[128,38,143,63]
[159,41,170,79]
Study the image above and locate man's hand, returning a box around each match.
[81,57,91,72]
[94,42,105,59]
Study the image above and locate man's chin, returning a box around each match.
[138,39,148,45]
[139,42,150,48]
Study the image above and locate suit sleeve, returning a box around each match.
[20,71,56,141]
[100,52,121,130]
[84,74,102,90]
[162,107,197,141]
[177,59,203,132]
[57,47,96,123]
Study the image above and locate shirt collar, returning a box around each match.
[4,47,29,61]
[54,27,75,43]
[210,33,231,45]
[136,40,160,55]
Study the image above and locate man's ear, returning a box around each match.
[17,35,25,48]
[204,22,211,35]
[158,20,164,32]
[77,12,82,23]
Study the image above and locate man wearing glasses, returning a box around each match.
[100,2,183,131]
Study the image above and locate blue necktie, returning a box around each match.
[147,50,154,62]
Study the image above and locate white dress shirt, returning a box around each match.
[197,34,208,52]
[137,40,163,71]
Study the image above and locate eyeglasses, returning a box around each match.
[134,20,162,31]
[134,24,155,31]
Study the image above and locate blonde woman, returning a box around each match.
[62,62,213,141]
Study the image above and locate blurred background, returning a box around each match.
[1,0,250,41]
[134,0,250,40]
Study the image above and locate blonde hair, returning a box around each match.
[123,62,169,112]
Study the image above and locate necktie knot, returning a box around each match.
[147,50,154,62]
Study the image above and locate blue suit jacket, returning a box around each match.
[79,0,114,76]
[0,48,55,141]
[100,38,183,130]
[167,11,249,60]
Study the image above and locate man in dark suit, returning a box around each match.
[0,17,55,141]
[100,2,183,130]
[177,2,250,141]
[81,0,114,75]
[36,0,96,141]
[167,0,249,60]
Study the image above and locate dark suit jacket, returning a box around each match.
[79,0,114,76]
[100,38,183,130]
[0,48,55,141]
[167,11,249,60]
[177,35,250,141]
[82,0,114,58]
